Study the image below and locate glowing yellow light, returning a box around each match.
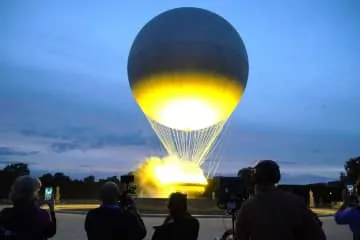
[135,156,207,198]
[153,158,207,185]
[158,98,218,131]
[132,72,244,130]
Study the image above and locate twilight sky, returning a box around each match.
[0,0,359,183]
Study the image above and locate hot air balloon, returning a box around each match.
[128,7,249,176]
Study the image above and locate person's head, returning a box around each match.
[252,160,281,193]
[9,175,41,205]
[99,181,119,205]
[167,192,188,215]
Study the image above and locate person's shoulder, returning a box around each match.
[0,207,13,213]
[275,189,304,203]
[37,208,51,217]
[248,190,303,206]
[235,198,257,218]
[346,206,360,219]
[241,197,258,209]
[343,206,360,215]
[354,206,360,213]
[0,207,14,218]
[88,206,127,218]
[86,207,102,217]
[32,208,54,224]
[181,213,199,224]
[189,214,199,224]
[38,208,49,214]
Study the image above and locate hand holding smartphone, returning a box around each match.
[44,187,53,201]
[347,184,354,194]
[44,187,55,212]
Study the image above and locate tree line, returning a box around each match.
[0,156,359,205]
[0,163,120,200]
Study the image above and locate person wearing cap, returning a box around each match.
[235,160,326,240]
[151,192,199,240]
[84,181,146,240]
[0,175,56,239]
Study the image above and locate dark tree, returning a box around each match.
[39,173,54,186]
[53,172,71,198]
[53,172,71,184]
[344,156,360,184]
[84,176,95,184]
[3,163,30,176]
[0,163,30,199]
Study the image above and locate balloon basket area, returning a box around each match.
[138,182,207,199]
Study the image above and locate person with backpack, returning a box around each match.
[151,192,200,240]
[334,179,360,239]
[235,160,326,240]
[84,181,146,240]
[0,176,56,239]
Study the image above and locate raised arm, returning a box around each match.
[124,209,147,240]
[334,207,356,225]
[43,210,57,238]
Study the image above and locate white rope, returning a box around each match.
[147,116,229,177]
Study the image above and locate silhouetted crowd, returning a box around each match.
[1,160,360,239]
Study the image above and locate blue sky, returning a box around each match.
[0,0,359,183]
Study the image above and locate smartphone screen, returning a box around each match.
[347,185,354,194]
[44,187,53,201]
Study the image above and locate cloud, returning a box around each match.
[87,131,160,149]
[51,142,81,153]
[0,147,38,156]
[20,129,69,140]
[46,130,161,153]
[78,164,92,168]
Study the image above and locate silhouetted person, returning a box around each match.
[334,178,360,239]
[84,181,146,240]
[236,160,326,240]
[151,192,199,240]
[0,176,56,239]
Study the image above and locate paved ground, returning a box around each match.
[0,206,351,239]
[51,212,351,240]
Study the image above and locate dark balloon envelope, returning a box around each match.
[127,7,249,131]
